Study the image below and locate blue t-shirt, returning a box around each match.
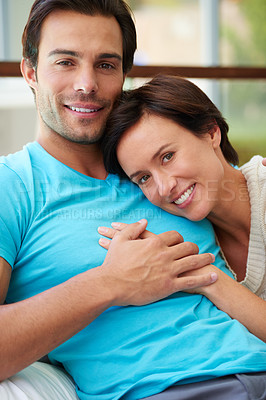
[1,142,266,400]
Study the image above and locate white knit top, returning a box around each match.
[240,156,266,300]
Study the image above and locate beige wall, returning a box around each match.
[0,108,37,156]
[0,77,37,156]
[0,0,37,156]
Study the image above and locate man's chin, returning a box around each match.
[58,130,104,145]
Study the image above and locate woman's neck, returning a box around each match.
[207,164,251,280]
[208,163,250,234]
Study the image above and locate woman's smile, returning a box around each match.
[173,183,196,208]
[117,112,224,221]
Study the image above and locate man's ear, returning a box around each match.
[20,58,37,91]
[209,124,221,149]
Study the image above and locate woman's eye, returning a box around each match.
[162,152,173,163]
[139,175,150,185]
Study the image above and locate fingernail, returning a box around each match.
[111,222,121,228]
[99,238,109,245]
[138,219,146,224]
[98,226,108,234]
[209,253,215,262]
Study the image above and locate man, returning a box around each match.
[0,1,265,399]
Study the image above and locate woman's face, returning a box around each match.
[117,113,224,221]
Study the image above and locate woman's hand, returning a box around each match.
[98,221,151,249]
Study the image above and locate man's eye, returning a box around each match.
[99,63,114,70]
[57,60,73,66]
[139,175,150,185]
[162,152,173,163]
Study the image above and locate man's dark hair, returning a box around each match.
[103,74,239,178]
[22,0,136,74]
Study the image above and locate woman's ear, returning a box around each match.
[209,124,221,149]
[20,58,38,91]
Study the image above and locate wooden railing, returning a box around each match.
[128,65,266,79]
[0,61,266,79]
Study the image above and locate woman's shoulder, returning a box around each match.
[240,155,265,185]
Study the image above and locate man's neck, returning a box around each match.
[37,134,108,180]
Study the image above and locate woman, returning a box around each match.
[101,74,266,341]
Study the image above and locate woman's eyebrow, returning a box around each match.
[129,170,144,180]
[129,143,173,180]
[151,143,173,160]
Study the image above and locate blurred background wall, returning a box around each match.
[0,0,265,164]
[0,0,37,155]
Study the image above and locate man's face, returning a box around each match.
[30,10,125,144]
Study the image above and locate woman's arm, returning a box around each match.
[98,222,266,341]
[183,265,266,342]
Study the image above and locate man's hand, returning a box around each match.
[179,264,219,294]
[98,220,217,307]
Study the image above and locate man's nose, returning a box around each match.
[73,67,98,94]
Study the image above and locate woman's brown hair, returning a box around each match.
[102,74,239,178]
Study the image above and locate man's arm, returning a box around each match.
[0,256,115,381]
[0,220,215,381]
[0,259,11,305]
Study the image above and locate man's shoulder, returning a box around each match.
[0,142,37,190]
[0,142,34,170]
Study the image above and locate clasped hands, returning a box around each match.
[97,219,218,306]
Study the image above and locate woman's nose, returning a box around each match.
[157,174,176,198]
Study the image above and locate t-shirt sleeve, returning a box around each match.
[0,164,31,268]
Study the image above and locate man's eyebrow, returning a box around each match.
[48,49,122,62]
[48,49,80,58]
[129,143,173,181]
[98,52,122,62]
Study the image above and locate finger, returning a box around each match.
[174,271,218,292]
[98,226,117,239]
[99,237,111,250]
[115,219,148,241]
[170,241,199,260]
[136,229,184,243]
[262,158,266,167]
[158,230,184,246]
[174,252,215,275]
[110,226,185,245]
[111,220,151,241]
[111,221,129,231]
